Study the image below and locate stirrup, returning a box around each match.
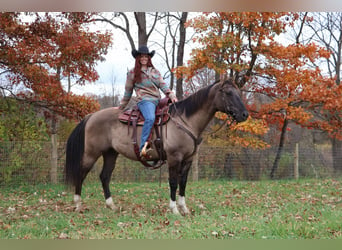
[140,142,152,158]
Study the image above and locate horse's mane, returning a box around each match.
[169,81,218,118]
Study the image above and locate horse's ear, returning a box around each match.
[217,79,227,90]
[220,77,234,87]
[219,73,228,84]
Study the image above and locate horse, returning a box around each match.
[64,78,249,215]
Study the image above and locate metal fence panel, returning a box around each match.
[0,141,338,187]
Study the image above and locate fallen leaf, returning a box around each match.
[57,233,69,239]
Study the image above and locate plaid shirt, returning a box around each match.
[120,67,175,109]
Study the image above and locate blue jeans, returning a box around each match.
[137,100,157,152]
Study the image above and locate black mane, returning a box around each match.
[169,82,217,118]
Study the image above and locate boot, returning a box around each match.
[140,141,153,159]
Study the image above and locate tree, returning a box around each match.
[0,12,112,183]
[0,12,112,120]
[159,12,188,99]
[297,12,342,174]
[0,97,50,184]
[94,12,159,51]
[177,12,341,178]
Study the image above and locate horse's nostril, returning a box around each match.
[243,111,249,119]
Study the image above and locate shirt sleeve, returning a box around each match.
[151,69,173,96]
[120,70,134,109]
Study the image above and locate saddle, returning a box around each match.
[118,97,171,126]
[118,97,172,169]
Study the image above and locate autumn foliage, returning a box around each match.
[176,12,342,149]
[0,12,112,120]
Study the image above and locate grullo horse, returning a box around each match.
[65,79,249,214]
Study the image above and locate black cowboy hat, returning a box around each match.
[131,45,155,58]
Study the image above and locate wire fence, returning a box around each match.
[0,140,339,187]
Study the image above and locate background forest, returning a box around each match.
[0,12,341,185]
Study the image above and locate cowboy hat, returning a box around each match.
[131,45,155,58]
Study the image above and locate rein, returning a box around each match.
[169,104,203,160]
[205,116,233,136]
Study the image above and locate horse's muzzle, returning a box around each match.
[235,110,249,122]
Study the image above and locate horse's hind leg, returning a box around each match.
[100,148,119,211]
[74,154,99,212]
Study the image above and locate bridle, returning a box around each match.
[220,87,236,119]
[204,87,237,136]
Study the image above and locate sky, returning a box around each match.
[70,35,133,97]
[69,17,133,97]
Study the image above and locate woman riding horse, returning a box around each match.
[65,76,248,214]
[119,45,177,158]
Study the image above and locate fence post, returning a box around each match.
[294,143,299,179]
[50,118,58,184]
[50,134,58,184]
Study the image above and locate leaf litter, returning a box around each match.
[0,179,341,239]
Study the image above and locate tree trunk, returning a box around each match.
[270,118,289,179]
[134,12,148,46]
[175,12,188,100]
[332,138,342,175]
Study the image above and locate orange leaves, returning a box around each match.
[208,114,270,150]
[180,12,297,82]
[287,106,313,124]
[229,117,270,149]
[215,112,228,121]
[59,93,100,120]
[1,12,111,120]
[231,116,269,136]
[180,12,342,145]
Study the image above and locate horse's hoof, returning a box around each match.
[179,206,190,215]
[105,197,119,212]
[106,204,119,212]
[75,205,82,213]
[170,207,180,215]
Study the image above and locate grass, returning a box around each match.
[0,178,341,239]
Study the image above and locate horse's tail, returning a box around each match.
[64,115,91,187]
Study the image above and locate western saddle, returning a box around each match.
[118,97,172,169]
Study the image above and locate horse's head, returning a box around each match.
[214,79,249,122]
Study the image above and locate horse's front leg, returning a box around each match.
[168,172,180,214]
[177,160,192,215]
[168,157,181,214]
[168,159,192,215]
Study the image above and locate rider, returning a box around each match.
[119,45,177,157]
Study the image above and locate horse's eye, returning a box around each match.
[225,91,233,96]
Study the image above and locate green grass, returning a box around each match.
[0,179,341,239]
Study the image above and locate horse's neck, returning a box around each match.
[181,101,216,138]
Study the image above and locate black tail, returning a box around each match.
[64,116,90,187]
